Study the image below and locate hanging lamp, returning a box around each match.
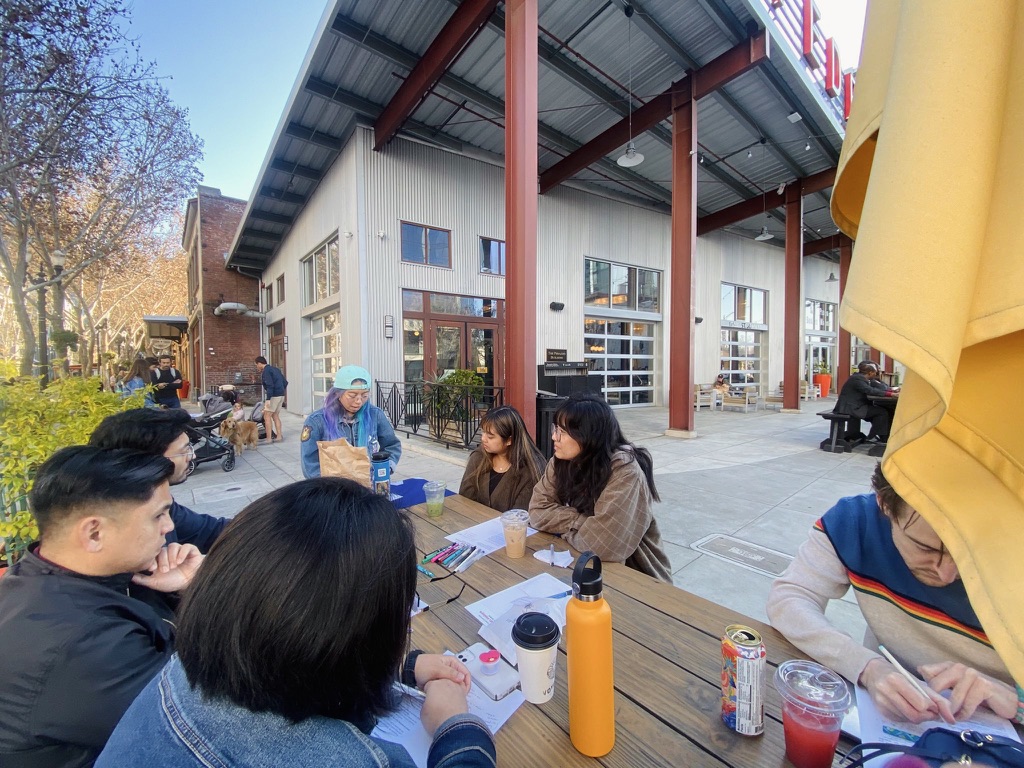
[754,226,774,242]
[616,6,644,168]
[825,272,838,283]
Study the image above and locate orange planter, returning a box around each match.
[813,373,833,396]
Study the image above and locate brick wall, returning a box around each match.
[189,188,262,398]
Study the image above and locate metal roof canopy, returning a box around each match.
[143,316,189,342]
[228,0,850,270]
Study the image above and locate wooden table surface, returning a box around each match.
[405,493,857,767]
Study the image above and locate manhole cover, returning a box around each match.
[690,534,792,578]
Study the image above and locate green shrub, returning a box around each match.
[0,376,148,563]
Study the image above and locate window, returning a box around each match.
[302,236,339,306]
[720,329,764,387]
[263,284,273,310]
[401,222,451,267]
[584,259,661,312]
[480,238,505,275]
[276,275,285,304]
[721,283,767,325]
[804,300,836,332]
[584,319,656,406]
[310,311,340,409]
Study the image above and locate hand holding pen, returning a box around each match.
[860,647,955,724]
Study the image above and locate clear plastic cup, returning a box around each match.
[424,481,446,518]
[773,660,852,768]
[500,509,530,558]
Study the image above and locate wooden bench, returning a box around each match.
[818,410,863,453]
[722,388,757,412]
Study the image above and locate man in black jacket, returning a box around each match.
[89,408,227,552]
[149,354,182,409]
[0,447,204,768]
[834,360,892,443]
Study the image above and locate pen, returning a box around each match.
[441,546,466,568]
[549,543,555,565]
[882,725,917,743]
[422,545,448,563]
[431,544,458,564]
[545,589,572,599]
[416,564,435,578]
[455,549,486,573]
[878,645,932,701]
[448,546,477,571]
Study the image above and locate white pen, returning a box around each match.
[549,543,555,565]
[878,645,931,701]
[455,549,486,573]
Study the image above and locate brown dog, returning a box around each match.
[220,418,259,455]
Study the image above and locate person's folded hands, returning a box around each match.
[414,653,471,694]
[919,661,1018,721]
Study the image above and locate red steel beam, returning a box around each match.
[667,78,698,435]
[504,0,538,436]
[374,0,500,150]
[782,182,804,411]
[804,234,842,256]
[538,31,768,194]
[696,166,836,236]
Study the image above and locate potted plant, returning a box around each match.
[0,375,146,568]
[422,369,485,445]
[812,360,833,396]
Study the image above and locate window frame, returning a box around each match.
[479,237,506,276]
[400,221,452,268]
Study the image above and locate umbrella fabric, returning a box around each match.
[831,0,1024,687]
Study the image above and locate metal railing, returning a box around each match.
[376,380,505,449]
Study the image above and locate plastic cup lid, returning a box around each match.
[501,509,529,523]
[511,611,560,650]
[774,660,852,715]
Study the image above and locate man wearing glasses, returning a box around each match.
[89,409,227,552]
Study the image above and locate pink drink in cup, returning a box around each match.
[773,660,851,768]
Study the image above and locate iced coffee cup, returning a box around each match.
[500,509,529,558]
[512,611,560,703]
[774,660,852,768]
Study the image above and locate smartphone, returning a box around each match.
[457,642,520,701]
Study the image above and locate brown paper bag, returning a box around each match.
[317,438,371,487]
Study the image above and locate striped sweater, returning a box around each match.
[767,493,1020,717]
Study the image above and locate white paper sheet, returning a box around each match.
[853,683,1020,766]
[466,573,571,665]
[445,518,537,557]
[371,667,524,767]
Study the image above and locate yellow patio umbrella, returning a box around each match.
[832,0,1024,688]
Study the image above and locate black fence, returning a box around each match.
[376,380,505,449]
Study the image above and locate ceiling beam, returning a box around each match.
[696,167,835,235]
[804,234,843,256]
[235,245,274,258]
[539,31,768,194]
[285,122,342,151]
[241,228,283,243]
[228,256,266,269]
[249,210,294,227]
[374,0,500,150]
[268,158,322,182]
[258,185,307,206]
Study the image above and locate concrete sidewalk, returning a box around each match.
[179,400,870,642]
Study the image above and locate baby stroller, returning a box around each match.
[249,400,268,441]
[185,404,235,475]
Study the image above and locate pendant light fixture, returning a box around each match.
[754,226,774,242]
[825,272,838,283]
[617,6,644,168]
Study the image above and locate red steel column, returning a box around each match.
[782,182,804,411]
[667,78,697,435]
[504,0,538,435]
[836,236,853,394]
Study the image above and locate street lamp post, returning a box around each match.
[35,269,48,380]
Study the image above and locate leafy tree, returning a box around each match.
[0,0,202,376]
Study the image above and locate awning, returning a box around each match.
[143,315,189,342]
[832,1,1024,686]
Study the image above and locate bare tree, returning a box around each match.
[0,0,202,375]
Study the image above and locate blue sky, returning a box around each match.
[129,0,866,203]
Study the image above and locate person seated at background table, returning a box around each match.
[459,405,546,512]
[834,360,892,443]
[712,374,730,396]
[90,408,228,552]
[529,393,672,582]
[301,365,403,479]
[0,447,204,767]
[96,478,496,768]
[767,463,1024,725]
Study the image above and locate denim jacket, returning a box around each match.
[96,656,496,768]
[301,405,403,479]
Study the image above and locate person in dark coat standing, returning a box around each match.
[255,356,287,443]
[834,360,893,443]
[149,354,182,409]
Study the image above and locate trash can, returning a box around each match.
[536,391,567,461]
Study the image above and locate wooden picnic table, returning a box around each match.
[405,493,857,767]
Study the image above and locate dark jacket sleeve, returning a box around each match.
[166,500,228,553]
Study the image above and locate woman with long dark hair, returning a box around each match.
[301,365,402,478]
[528,393,672,582]
[97,478,496,767]
[459,405,546,511]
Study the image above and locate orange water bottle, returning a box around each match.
[566,551,615,756]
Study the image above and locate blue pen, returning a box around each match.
[545,589,572,599]
[441,547,466,568]
[417,564,435,578]
[882,725,917,743]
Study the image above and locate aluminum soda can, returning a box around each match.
[721,624,765,736]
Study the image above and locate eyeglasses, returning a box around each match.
[414,572,468,613]
[168,443,195,459]
[550,424,565,439]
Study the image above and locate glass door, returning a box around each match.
[432,324,462,377]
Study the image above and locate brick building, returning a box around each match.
[183,186,263,402]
